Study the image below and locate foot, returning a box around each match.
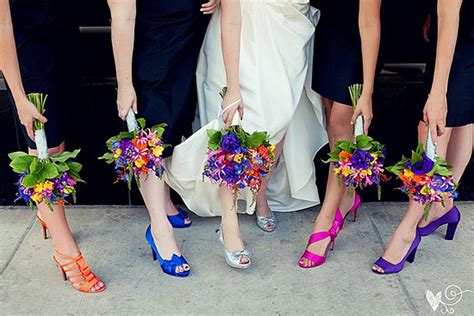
[300,215,333,268]
[372,226,417,274]
[220,223,249,265]
[165,200,191,226]
[151,224,190,273]
[255,196,272,218]
[418,202,453,228]
[53,248,105,293]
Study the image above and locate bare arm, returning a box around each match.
[107,0,137,120]
[424,0,462,143]
[220,0,243,129]
[352,0,382,134]
[0,0,46,140]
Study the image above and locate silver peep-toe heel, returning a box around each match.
[218,230,252,269]
[256,212,277,232]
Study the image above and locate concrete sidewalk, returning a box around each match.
[1,202,473,315]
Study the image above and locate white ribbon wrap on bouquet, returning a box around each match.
[34,129,49,159]
[126,110,138,132]
[354,116,364,139]
[218,98,242,129]
[426,127,436,161]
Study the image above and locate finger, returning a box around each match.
[201,1,215,8]
[26,124,35,141]
[132,101,138,115]
[35,113,48,124]
[437,121,446,137]
[351,111,359,125]
[238,106,244,120]
[119,107,128,120]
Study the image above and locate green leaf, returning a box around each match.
[207,129,222,150]
[22,173,38,188]
[50,149,81,163]
[67,161,83,174]
[9,154,35,173]
[137,118,146,130]
[246,132,267,148]
[54,162,69,172]
[38,162,59,181]
[8,151,28,161]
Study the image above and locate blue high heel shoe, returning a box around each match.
[372,229,421,275]
[168,208,192,228]
[145,225,190,277]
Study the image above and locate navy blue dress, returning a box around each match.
[312,0,362,106]
[425,0,474,127]
[8,0,79,149]
[133,0,208,157]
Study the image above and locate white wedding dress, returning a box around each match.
[165,0,328,216]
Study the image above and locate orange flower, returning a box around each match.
[133,137,148,151]
[339,151,352,162]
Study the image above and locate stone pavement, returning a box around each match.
[1,202,473,315]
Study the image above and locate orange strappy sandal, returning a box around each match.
[52,247,105,293]
[36,214,48,240]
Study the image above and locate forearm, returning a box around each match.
[430,0,462,95]
[0,0,26,103]
[221,0,241,90]
[108,0,136,88]
[359,0,381,96]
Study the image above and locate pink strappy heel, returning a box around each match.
[298,229,336,269]
[333,193,361,237]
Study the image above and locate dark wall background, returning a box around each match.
[1,0,472,206]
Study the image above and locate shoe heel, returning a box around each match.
[351,209,358,223]
[445,221,459,240]
[41,225,48,240]
[58,266,67,281]
[151,247,157,261]
[406,246,418,263]
[330,239,335,251]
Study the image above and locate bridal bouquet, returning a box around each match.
[99,111,169,188]
[203,88,275,204]
[387,135,457,217]
[324,84,387,198]
[9,93,83,208]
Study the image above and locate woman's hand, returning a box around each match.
[423,91,447,144]
[201,0,220,14]
[116,84,138,120]
[16,96,48,140]
[351,93,373,135]
[221,87,244,129]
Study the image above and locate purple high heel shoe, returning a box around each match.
[372,229,421,275]
[418,206,461,240]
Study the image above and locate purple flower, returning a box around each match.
[221,166,239,184]
[221,132,241,154]
[412,153,434,175]
[350,149,374,170]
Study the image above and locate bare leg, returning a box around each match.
[301,100,354,267]
[419,124,472,226]
[139,173,189,273]
[220,186,249,264]
[372,127,452,273]
[255,139,284,217]
[33,142,104,292]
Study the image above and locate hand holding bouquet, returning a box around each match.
[203,88,276,205]
[9,93,83,208]
[100,111,169,188]
[324,84,387,198]
[387,131,457,218]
